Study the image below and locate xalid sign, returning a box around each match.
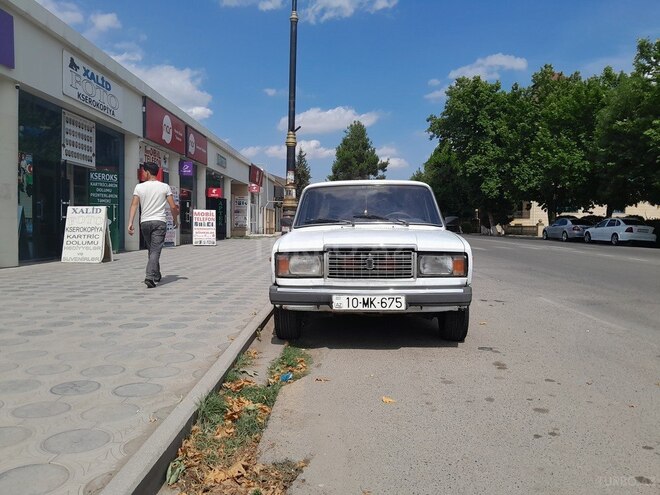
[62,50,123,121]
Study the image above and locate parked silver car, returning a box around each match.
[542,217,593,242]
[584,218,657,245]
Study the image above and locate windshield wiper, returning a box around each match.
[301,217,354,227]
[353,214,409,226]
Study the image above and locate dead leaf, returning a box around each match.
[223,378,256,392]
[382,396,396,404]
[246,349,259,359]
[315,377,330,382]
[586,381,593,385]
[479,321,487,325]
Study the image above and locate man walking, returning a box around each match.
[128,162,179,288]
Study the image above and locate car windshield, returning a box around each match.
[294,184,443,227]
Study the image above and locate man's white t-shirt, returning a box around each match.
[133,180,172,223]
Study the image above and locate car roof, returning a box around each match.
[304,180,431,190]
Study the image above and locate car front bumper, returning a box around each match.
[269,285,472,313]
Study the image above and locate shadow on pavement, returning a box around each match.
[274,314,459,350]
[158,274,189,286]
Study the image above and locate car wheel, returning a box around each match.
[611,233,619,246]
[561,231,568,242]
[438,308,469,342]
[274,307,302,340]
[542,230,548,240]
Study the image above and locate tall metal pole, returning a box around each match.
[282,0,298,220]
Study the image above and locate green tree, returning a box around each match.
[521,65,607,223]
[327,121,388,180]
[294,148,311,198]
[594,38,660,213]
[426,77,518,230]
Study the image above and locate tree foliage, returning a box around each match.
[294,148,311,197]
[417,38,659,225]
[328,121,388,181]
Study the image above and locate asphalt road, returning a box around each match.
[258,235,660,495]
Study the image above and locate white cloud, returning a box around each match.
[424,85,449,103]
[448,53,528,80]
[220,0,398,22]
[220,0,284,11]
[112,51,213,120]
[36,0,84,24]
[84,12,121,39]
[242,139,334,161]
[264,88,278,96]
[277,106,381,134]
[377,145,409,169]
[428,78,442,87]
[240,146,263,158]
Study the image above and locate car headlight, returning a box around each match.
[418,253,467,277]
[276,253,323,277]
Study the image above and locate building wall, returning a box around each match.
[0,0,261,267]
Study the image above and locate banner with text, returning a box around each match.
[192,209,216,246]
[61,206,113,263]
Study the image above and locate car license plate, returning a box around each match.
[332,295,406,311]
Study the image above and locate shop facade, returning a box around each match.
[0,0,255,268]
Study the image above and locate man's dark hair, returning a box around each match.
[143,162,160,176]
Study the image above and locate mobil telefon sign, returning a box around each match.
[62,50,123,122]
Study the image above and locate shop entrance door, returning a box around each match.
[28,161,69,261]
[180,188,193,244]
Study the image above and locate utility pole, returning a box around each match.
[282,0,299,221]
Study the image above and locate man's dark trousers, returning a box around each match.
[141,220,167,281]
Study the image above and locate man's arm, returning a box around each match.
[128,195,140,236]
[167,195,179,228]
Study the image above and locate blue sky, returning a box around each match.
[37,0,659,182]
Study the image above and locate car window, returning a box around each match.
[596,220,608,228]
[607,220,617,227]
[294,184,442,227]
[621,218,645,225]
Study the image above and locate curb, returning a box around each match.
[99,302,274,495]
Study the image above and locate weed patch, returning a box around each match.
[166,344,311,494]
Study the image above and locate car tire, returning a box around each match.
[562,231,568,242]
[274,307,302,340]
[611,233,619,246]
[542,230,548,240]
[585,232,591,243]
[438,308,469,342]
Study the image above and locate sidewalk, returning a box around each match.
[0,237,277,495]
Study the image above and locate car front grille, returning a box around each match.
[327,249,414,279]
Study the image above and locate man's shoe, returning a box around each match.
[144,279,156,288]
[154,274,162,283]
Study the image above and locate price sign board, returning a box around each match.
[192,209,216,246]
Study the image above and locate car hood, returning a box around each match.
[274,226,469,252]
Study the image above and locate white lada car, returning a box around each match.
[269,180,473,342]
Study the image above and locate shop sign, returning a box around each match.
[233,196,248,228]
[141,145,170,172]
[62,50,123,121]
[61,206,113,263]
[249,164,264,187]
[0,9,14,69]
[179,160,194,176]
[207,187,222,198]
[165,186,179,246]
[192,209,216,246]
[186,126,208,165]
[144,97,185,154]
[62,110,96,167]
[88,171,119,253]
[248,183,261,193]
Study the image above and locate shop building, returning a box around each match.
[0,0,258,268]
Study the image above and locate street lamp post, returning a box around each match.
[282,0,298,221]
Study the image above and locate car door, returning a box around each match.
[548,219,565,238]
[591,220,608,241]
